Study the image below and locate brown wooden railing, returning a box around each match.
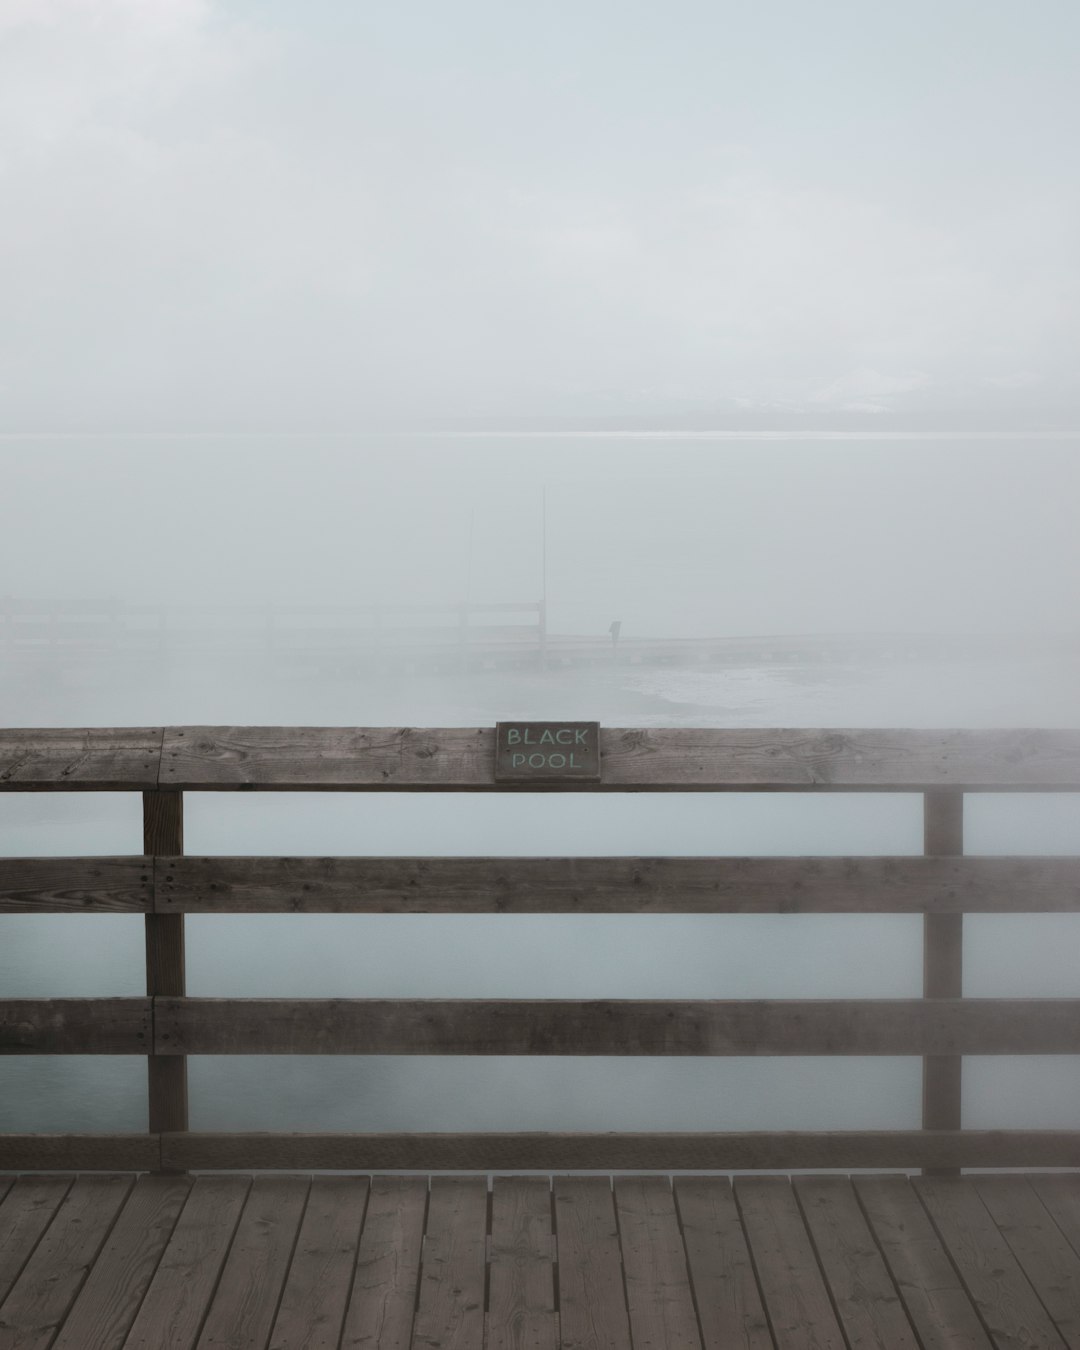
[3,726,1080,1174]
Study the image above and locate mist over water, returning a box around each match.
[2,434,1079,1149]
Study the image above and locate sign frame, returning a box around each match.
[494,721,601,782]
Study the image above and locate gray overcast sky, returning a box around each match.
[1,0,1079,430]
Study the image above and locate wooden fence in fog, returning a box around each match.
[2,726,1080,1175]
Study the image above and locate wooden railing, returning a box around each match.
[2,726,1080,1174]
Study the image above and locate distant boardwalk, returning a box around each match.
[3,596,1073,672]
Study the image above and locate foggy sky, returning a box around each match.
[2,0,1079,430]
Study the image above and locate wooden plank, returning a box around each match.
[195,1176,310,1350]
[854,1176,992,1350]
[552,1176,632,1350]
[914,1176,1067,1349]
[144,792,187,1139]
[52,1175,191,1350]
[0,858,152,914]
[158,726,1080,790]
[734,1176,846,1350]
[155,854,1080,914]
[160,1130,1080,1173]
[793,1176,919,1348]
[1030,1175,1080,1259]
[487,1176,556,1350]
[339,1176,427,1350]
[0,728,162,791]
[410,1176,487,1350]
[613,1175,701,1350]
[0,1174,133,1350]
[0,1135,160,1171]
[924,790,963,1177]
[672,1177,771,1350]
[267,1175,368,1350]
[0,999,151,1054]
[153,996,1080,1056]
[0,1177,74,1306]
[122,1176,251,1350]
[974,1176,1080,1348]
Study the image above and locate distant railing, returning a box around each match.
[2,726,1080,1174]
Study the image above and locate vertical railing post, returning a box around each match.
[143,790,187,1166]
[923,789,963,1176]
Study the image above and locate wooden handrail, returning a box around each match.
[4,726,1080,790]
[2,725,1079,1175]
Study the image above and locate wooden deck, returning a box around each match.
[2,1171,1080,1349]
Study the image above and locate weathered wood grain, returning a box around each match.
[853,1176,993,1350]
[339,1176,427,1350]
[614,1175,701,1350]
[410,1176,487,1350]
[553,1176,632,1350]
[0,999,151,1054]
[157,726,1080,790]
[144,791,187,1139]
[153,853,1080,913]
[152,996,1080,1056]
[973,1176,1080,1348]
[735,1176,847,1350]
[194,1175,310,1350]
[0,1135,160,1171]
[673,1177,771,1350]
[0,728,162,791]
[0,1174,134,1350]
[915,1176,1068,1349]
[0,858,152,913]
[51,1174,190,1350]
[0,1177,74,1306]
[267,1176,368,1350]
[157,1129,1080,1172]
[122,1176,251,1350]
[486,1176,556,1350]
[793,1176,919,1348]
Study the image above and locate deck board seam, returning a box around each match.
[848,1177,933,1350]
[260,1176,314,1350]
[0,1176,76,1313]
[51,1175,136,1349]
[790,1177,863,1350]
[608,1174,639,1350]
[909,1179,1002,1350]
[333,1177,371,1350]
[101,1174,190,1350]
[670,1177,713,1350]
[976,1177,1080,1350]
[732,1177,783,1350]
[185,1176,253,1350]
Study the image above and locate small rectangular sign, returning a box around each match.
[495,721,601,782]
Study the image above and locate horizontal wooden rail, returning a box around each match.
[3,1130,1080,1172]
[8,997,1080,1057]
[0,999,151,1053]
[149,997,1080,1056]
[156,854,1080,913]
[5,727,1080,790]
[6,854,1080,913]
[0,858,153,912]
